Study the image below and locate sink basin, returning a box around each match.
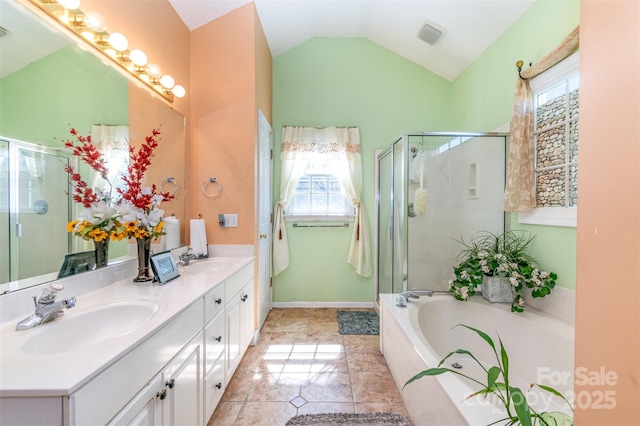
[21,298,160,356]
[183,259,234,274]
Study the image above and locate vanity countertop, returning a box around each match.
[0,256,254,397]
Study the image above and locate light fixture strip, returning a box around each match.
[23,0,185,103]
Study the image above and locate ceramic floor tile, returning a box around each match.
[304,332,345,347]
[266,332,308,345]
[246,371,303,402]
[221,369,255,402]
[300,371,353,402]
[233,401,297,426]
[307,308,339,319]
[350,370,402,403]
[207,401,243,426]
[307,319,339,333]
[346,347,387,371]
[296,402,355,416]
[343,334,380,350]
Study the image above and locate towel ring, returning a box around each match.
[160,177,179,197]
[202,177,222,198]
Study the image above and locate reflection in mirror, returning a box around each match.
[0,0,186,294]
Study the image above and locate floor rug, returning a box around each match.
[336,310,379,335]
[286,412,409,426]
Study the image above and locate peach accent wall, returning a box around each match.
[190,3,272,246]
[575,1,640,423]
[81,0,190,117]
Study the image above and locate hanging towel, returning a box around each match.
[164,216,181,251]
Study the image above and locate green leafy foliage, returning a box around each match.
[404,325,573,426]
[447,231,557,312]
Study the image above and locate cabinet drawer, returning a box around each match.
[225,262,254,301]
[204,311,225,372]
[204,284,225,324]
[204,356,225,421]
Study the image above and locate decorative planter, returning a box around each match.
[133,236,153,282]
[93,239,109,268]
[481,276,515,303]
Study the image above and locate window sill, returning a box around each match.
[284,215,355,222]
[518,207,577,227]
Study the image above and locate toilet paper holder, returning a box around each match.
[202,177,222,198]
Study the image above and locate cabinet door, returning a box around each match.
[240,282,255,352]
[225,294,242,378]
[162,332,203,426]
[108,374,163,426]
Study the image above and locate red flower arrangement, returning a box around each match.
[64,128,110,208]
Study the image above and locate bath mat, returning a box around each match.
[286,412,409,425]
[336,310,379,335]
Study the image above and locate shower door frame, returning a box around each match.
[374,132,509,303]
[3,136,72,284]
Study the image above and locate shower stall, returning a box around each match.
[375,132,508,299]
[0,138,71,287]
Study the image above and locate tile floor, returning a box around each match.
[207,308,412,426]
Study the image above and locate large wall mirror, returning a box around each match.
[0,0,186,294]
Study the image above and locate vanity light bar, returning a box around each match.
[25,0,185,103]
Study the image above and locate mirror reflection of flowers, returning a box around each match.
[64,128,121,242]
[63,127,172,242]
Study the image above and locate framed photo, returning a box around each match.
[58,251,96,278]
[150,251,180,285]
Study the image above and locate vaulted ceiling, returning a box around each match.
[169,0,535,81]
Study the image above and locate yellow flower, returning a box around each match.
[134,228,149,239]
[88,228,109,242]
[67,220,78,232]
[154,221,165,234]
[124,221,139,232]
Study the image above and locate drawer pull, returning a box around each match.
[166,378,175,389]
[215,382,222,390]
[241,295,248,302]
[215,298,222,305]
[215,336,222,342]
[157,389,167,400]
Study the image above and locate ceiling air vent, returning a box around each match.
[417,19,446,46]
[0,26,10,39]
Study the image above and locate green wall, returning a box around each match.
[0,45,128,145]
[0,44,129,260]
[450,0,580,290]
[273,37,452,302]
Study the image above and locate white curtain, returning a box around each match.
[90,124,129,196]
[272,126,372,277]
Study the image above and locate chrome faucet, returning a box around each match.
[16,285,77,330]
[178,246,209,266]
[395,289,435,308]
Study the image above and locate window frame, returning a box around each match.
[284,172,355,222]
[518,52,579,228]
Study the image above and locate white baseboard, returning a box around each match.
[272,301,375,309]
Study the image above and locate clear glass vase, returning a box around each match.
[133,236,153,282]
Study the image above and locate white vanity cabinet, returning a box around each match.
[0,257,256,426]
[202,260,255,421]
[223,262,255,380]
[108,330,203,426]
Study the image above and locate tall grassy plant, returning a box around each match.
[405,325,573,426]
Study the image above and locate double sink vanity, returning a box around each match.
[0,253,256,425]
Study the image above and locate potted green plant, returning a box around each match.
[405,325,573,426]
[447,231,557,312]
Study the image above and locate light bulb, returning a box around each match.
[129,49,147,66]
[146,63,162,79]
[160,75,175,89]
[172,85,185,98]
[108,32,128,52]
[58,0,80,9]
[84,11,106,32]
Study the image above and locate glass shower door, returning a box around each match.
[392,137,407,294]
[9,143,70,281]
[376,148,393,298]
[0,140,9,284]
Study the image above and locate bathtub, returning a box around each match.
[379,293,574,425]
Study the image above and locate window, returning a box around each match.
[286,162,354,221]
[519,53,579,227]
